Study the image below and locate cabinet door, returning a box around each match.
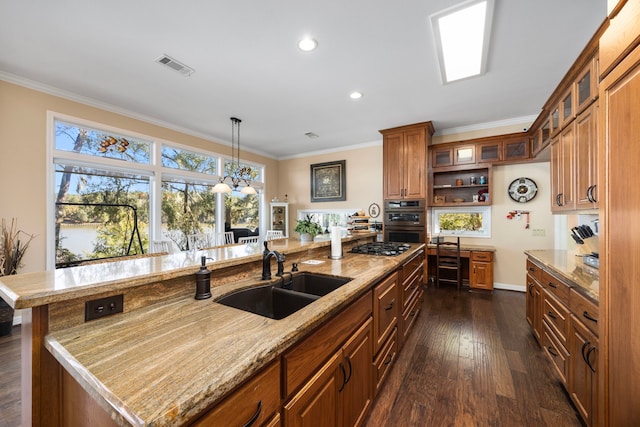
[477,141,502,163]
[454,145,475,165]
[284,352,342,427]
[503,137,530,162]
[403,128,427,199]
[432,146,453,168]
[575,102,599,209]
[526,275,542,343]
[340,318,373,427]
[600,39,640,427]
[470,258,493,290]
[551,124,576,212]
[383,132,405,199]
[569,317,598,427]
[373,273,397,354]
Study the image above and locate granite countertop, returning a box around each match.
[524,249,599,302]
[36,236,418,427]
[0,233,379,310]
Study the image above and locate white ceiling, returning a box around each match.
[0,1,606,159]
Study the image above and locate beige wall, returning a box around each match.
[0,80,279,273]
[277,145,383,234]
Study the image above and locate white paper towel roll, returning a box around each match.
[331,226,342,258]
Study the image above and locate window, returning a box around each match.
[49,113,264,268]
[431,206,491,238]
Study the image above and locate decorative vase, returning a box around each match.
[300,233,313,242]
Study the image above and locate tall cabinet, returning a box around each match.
[380,121,434,200]
[270,202,289,238]
[599,1,640,425]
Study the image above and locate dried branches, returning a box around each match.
[1,218,35,276]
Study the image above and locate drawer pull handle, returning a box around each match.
[583,311,598,323]
[385,299,395,311]
[586,346,597,373]
[383,353,394,365]
[345,355,353,384]
[242,401,262,427]
[547,346,558,357]
[528,283,534,296]
[547,282,557,289]
[338,362,347,392]
[528,267,536,272]
[547,311,557,320]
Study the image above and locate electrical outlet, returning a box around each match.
[532,228,546,237]
[85,294,124,321]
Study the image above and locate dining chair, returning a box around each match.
[221,231,235,245]
[265,230,284,241]
[238,236,260,244]
[152,240,172,254]
[187,233,210,251]
[436,237,462,290]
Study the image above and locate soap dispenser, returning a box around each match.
[195,256,212,300]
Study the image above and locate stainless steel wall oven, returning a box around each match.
[383,199,426,243]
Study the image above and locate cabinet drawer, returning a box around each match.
[543,288,570,347]
[471,251,493,262]
[542,321,569,385]
[401,267,422,309]
[401,250,424,283]
[542,270,570,305]
[400,288,422,343]
[283,291,372,397]
[569,289,599,336]
[191,360,281,427]
[373,328,398,396]
[526,258,543,282]
[373,273,398,354]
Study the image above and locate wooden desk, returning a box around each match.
[426,244,496,290]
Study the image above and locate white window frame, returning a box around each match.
[430,206,491,238]
[46,111,265,269]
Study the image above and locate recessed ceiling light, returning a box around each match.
[298,37,318,52]
[349,92,363,100]
[430,0,494,84]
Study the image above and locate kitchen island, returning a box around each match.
[0,234,424,426]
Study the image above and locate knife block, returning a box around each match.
[576,235,599,256]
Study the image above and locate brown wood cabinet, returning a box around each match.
[372,273,397,354]
[569,314,599,427]
[430,166,492,206]
[380,122,434,200]
[550,122,576,211]
[191,361,281,427]
[575,101,599,209]
[525,256,600,426]
[397,249,424,349]
[599,1,640,423]
[284,318,373,427]
[470,251,494,291]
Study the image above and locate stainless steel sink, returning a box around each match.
[215,273,352,319]
[216,285,319,320]
[285,272,352,296]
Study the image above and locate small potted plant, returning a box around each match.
[294,214,323,242]
[1,218,35,336]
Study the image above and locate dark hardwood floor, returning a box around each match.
[0,287,582,427]
[365,286,583,427]
[0,325,21,427]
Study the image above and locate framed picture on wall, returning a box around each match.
[310,160,346,202]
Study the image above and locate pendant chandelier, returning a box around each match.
[212,117,257,194]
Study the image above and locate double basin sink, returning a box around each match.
[216,272,352,320]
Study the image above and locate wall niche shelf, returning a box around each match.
[429,166,492,207]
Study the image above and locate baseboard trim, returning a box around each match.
[494,282,526,292]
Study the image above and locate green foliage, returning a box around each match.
[439,213,483,231]
[294,214,323,236]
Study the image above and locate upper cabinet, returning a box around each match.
[381,121,434,200]
[431,133,532,170]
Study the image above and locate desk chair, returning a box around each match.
[436,237,462,290]
[238,236,260,244]
[265,230,284,240]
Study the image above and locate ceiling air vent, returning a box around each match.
[155,54,195,76]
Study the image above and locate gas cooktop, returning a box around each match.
[350,242,411,257]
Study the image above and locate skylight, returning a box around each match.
[430,0,494,84]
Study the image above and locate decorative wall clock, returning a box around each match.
[508,177,538,203]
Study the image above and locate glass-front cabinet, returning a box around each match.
[270,202,289,237]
